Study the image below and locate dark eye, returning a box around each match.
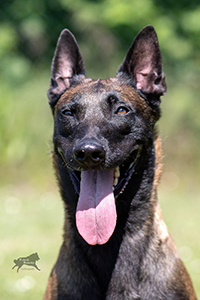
[62,108,72,116]
[116,107,129,115]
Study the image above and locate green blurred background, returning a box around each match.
[1,0,200,298]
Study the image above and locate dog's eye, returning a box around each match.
[62,109,72,116]
[116,107,129,115]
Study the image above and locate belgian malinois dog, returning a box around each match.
[44,25,197,300]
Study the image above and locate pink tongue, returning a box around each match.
[76,170,117,245]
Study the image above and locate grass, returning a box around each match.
[0,180,63,299]
[159,184,200,297]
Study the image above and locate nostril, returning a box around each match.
[74,140,105,166]
[74,149,85,161]
[91,151,104,162]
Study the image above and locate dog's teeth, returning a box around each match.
[129,162,134,169]
[113,166,120,187]
[114,166,120,178]
[113,177,119,187]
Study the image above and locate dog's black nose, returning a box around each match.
[74,140,105,167]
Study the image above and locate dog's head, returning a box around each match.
[48,26,166,246]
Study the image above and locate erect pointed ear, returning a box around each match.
[117,25,166,107]
[48,29,85,109]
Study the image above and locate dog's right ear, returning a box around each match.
[48,29,85,109]
[117,25,166,108]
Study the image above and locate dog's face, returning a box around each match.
[48,26,166,245]
[54,77,151,172]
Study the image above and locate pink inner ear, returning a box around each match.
[136,69,166,96]
[63,77,71,89]
[55,59,74,90]
[136,66,152,90]
[53,77,70,94]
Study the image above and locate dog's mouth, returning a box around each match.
[58,146,142,246]
[68,146,142,197]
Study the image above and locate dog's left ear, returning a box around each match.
[48,29,85,109]
[118,25,166,107]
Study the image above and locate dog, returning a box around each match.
[12,252,40,272]
[43,25,197,300]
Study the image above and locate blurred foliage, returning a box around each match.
[1,0,200,76]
